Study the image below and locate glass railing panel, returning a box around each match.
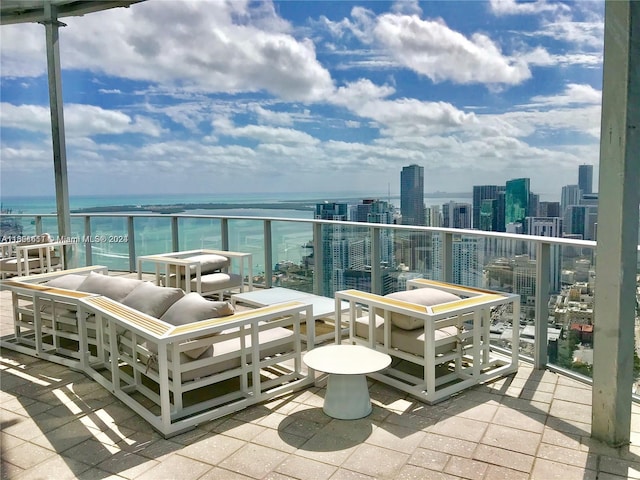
[392,229,439,288]
[481,236,536,361]
[227,218,266,285]
[89,216,130,271]
[133,216,173,273]
[271,220,314,293]
[317,222,374,297]
[547,243,597,378]
[177,217,222,251]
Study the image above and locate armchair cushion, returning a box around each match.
[384,288,461,330]
[171,254,230,277]
[77,271,144,302]
[122,282,185,319]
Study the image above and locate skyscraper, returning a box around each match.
[400,164,425,226]
[472,185,502,229]
[505,178,530,227]
[443,201,472,229]
[561,184,581,216]
[578,164,594,195]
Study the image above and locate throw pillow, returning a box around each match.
[384,288,461,330]
[121,282,185,319]
[77,271,144,302]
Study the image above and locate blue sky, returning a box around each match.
[0,0,604,201]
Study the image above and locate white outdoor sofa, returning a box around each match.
[1,267,314,437]
[334,279,520,404]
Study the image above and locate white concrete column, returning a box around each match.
[592,0,640,447]
[43,3,71,247]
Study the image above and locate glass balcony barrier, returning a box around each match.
[2,212,639,396]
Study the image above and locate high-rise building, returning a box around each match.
[561,184,581,217]
[426,205,442,227]
[479,199,498,231]
[315,202,347,220]
[472,185,502,229]
[578,164,594,195]
[505,178,530,227]
[564,205,589,239]
[400,164,425,226]
[452,235,482,287]
[538,201,561,217]
[443,201,472,229]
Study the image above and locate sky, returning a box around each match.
[0,0,605,202]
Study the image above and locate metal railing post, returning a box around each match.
[171,217,179,252]
[534,241,550,369]
[442,232,453,283]
[221,218,229,251]
[84,216,92,266]
[371,226,381,295]
[264,220,273,288]
[127,216,136,273]
[313,222,323,296]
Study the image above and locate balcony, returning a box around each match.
[1,213,640,478]
[2,281,640,479]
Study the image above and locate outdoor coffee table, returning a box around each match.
[303,344,391,420]
[231,287,349,343]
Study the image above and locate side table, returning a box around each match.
[303,344,391,420]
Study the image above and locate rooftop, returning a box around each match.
[2,275,640,480]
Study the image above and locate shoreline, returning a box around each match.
[70,202,318,214]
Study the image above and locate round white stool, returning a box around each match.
[303,344,391,420]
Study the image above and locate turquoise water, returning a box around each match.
[1,191,472,274]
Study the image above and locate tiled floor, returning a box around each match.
[2,287,640,479]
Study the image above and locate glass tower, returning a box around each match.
[578,164,594,195]
[400,164,425,226]
[505,178,530,226]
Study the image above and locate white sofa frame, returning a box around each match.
[137,248,253,299]
[0,238,70,278]
[334,279,520,404]
[1,269,314,437]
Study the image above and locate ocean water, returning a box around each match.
[1,191,472,273]
[0,191,471,215]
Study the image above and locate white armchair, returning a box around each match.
[334,279,520,404]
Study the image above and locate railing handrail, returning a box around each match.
[2,211,622,250]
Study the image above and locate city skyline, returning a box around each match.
[1,1,604,200]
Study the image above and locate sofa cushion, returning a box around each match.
[384,288,461,330]
[122,282,185,319]
[77,271,144,302]
[161,293,235,326]
[45,274,88,291]
[160,293,235,359]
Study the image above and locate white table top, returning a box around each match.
[303,345,391,375]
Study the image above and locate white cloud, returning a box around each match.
[374,14,532,85]
[0,102,166,138]
[527,83,601,107]
[538,18,604,48]
[0,23,46,77]
[332,80,476,135]
[251,105,294,126]
[0,0,335,102]
[213,117,319,146]
[489,0,570,16]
